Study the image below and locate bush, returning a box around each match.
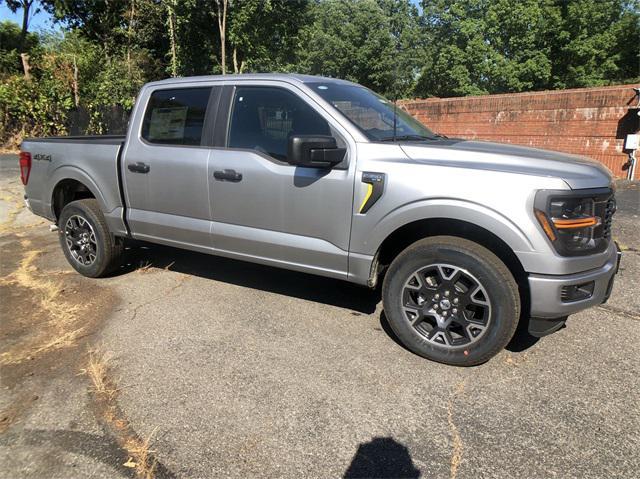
[0,74,73,148]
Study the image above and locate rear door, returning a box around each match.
[207,82,357,279]
[122,85,218,250]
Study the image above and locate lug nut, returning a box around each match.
[445,290,450,297]
[435,294,440,300]
[452,308,458,314]
[453,298,459,304]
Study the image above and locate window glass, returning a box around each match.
[141,87,211,145]
[308,82,436,142]
[228,87,331,161]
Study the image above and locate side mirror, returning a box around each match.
[287,135,346,168]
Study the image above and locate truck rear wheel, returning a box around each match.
[58,199,123,278]
[382,236,520,366]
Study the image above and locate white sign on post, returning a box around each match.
[624,134,639,151]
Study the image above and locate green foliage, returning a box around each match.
[0,0,637,147]
[415,0,640,97]
[0,20,39,77]
[551,0,640,88]
[0,69,73,145]
[228,0,308,73]
[297,0,422,97]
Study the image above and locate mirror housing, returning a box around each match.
[287,135,346,168]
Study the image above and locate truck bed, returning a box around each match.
[21,135,127,235]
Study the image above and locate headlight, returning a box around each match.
[534,188,614,256]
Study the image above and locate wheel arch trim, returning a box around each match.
[48,166,110,220]
[363,198,535,257]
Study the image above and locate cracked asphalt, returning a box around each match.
[1,154,639,478]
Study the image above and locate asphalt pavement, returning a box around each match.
[1,154,638,478]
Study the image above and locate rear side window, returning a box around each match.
[141,87,211,146]
[228,87,331,161]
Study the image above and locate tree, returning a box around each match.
[227,0,308,73]
[550,0,640,88]
[0,20,39,77]
[415,0,640,98]
[416,0,557,97]
[297,0,422,98]
[215,0,228,74]
[3,0,37,52]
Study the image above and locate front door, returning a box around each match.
[208,84,356,279]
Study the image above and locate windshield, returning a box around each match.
[307,82,437,141]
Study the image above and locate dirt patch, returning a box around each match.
[0,231,117,434]
[0,185,172,477]
[0,234,116,370]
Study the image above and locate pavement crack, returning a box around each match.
[447,378,467,479]
[127,274,190,322]
[597,304,640,321]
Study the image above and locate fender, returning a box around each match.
[348,198,536,285]
[48,165,111,217]
[48,165,128,235]
[364,198,535,256]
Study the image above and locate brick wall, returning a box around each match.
[400,84,640,179]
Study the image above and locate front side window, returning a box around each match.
[308,82,437,142]
[228,87,332,161]
[141,87,211,146]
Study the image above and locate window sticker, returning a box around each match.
[148,106,188,140]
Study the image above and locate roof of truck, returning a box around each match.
[146,73,357,87]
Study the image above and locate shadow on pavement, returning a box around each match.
[343,437,421,478]
[116,240,381,314]
[0,428,175,478]
[116,240,544,354]
[506,328,541,352]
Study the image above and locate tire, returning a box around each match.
[58,199,123,278]
[382,236,520,366]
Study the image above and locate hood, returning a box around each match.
[400,139,613,190]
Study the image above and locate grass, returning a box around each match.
[0,241,85,365]
[82,349,158,479]
[136,261,154,274]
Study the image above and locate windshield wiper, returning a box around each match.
[379,134,437,142]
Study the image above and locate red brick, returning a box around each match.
[401,84,640,179]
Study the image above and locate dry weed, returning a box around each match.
[447,379,467,479]
[0,241,86,365]
[81,349,158,478]
[136,261,154,274]
[81,349,119,402]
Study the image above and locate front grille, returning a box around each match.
[603,197,616,239]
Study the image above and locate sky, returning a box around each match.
[0,3,59,31]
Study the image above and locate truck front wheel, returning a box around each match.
[382,236,520,366]
[58,199,123,278]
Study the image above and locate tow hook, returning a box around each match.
[49,224,59,232]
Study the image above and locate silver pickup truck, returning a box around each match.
[20,74,621,366]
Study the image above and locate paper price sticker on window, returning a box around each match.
[148,106,188,140]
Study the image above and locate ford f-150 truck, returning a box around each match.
[20,74,621,366]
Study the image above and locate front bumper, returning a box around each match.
[528,243,621,319]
